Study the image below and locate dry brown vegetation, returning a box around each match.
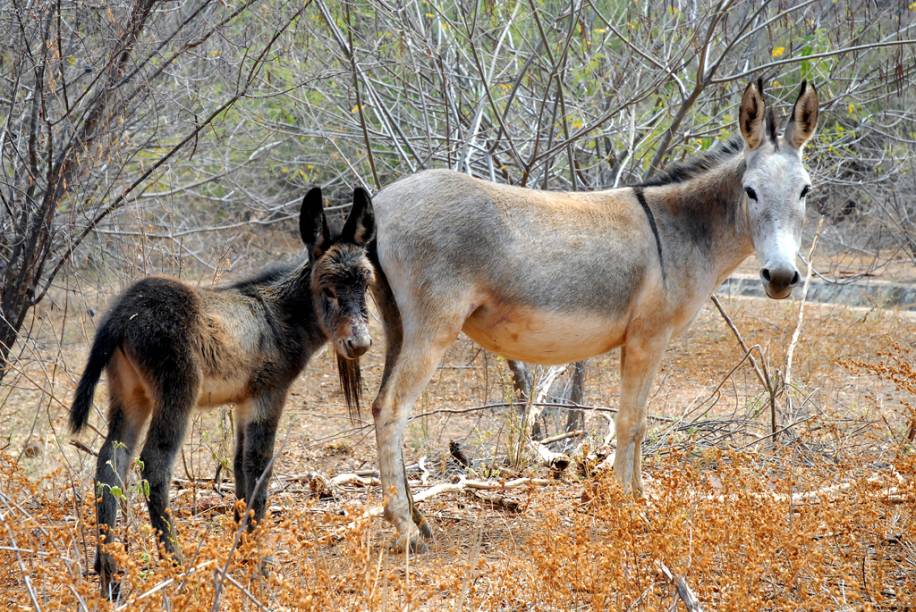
[0,277,912,609]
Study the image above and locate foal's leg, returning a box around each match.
[139,378,197,562]
[232,418,247,523]
[239,391,285,528]
[373,318,461,552]
[94,397,148,598]
[613,330,670,495]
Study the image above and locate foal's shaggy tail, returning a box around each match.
[70,317,121,433]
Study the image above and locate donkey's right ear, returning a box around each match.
[299,187,331,261]
[738,79,767,150]
[785,80,819,150]
[340,187,375,246]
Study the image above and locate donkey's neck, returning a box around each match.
[270,260,315,308]
[652,156,754,292]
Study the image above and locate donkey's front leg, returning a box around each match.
[239,392,285,528]
[613,330,670,495]
[232,422,247,524]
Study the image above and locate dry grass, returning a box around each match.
[0,281,913,609]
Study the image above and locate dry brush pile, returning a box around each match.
[0,327,912,609]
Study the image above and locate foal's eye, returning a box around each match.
[322,288,337,301]
[744,187,758,200]
[800,185,810,199]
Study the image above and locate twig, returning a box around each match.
[69,439,97,457]
[710,295,780,435]
[784,218,824,418]
[656,561,704,612]
[114,560,215,610]
[221,570,267,610]
[538,429,585,445]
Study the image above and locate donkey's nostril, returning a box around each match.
[761,268,771,282]
[790,270,800,286]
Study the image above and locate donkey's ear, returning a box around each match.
[340,187,375,246]
[785,80,819,150]
[299,187,331,260]
[738,79,767,150]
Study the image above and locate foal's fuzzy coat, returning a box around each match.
[70,187,375,598]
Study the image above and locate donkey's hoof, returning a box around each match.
[259,555,277,577]
[418,520,434,541]
[415,515,434,541]
[389,533,429,554]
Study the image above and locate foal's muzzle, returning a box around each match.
[337,331,371,359]
[760,265,800,299]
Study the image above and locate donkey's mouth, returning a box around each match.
[763,284,793,300]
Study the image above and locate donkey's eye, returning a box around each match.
[800,185,810,199]
[322,288,337,301]
[744,187,758,200]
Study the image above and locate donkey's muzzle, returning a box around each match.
[339,334,371,359]
[760,265,800,299]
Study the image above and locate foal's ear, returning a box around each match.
[785,80,819,150]
[340,187,375,246]
[738,79,767,150]
[299,187,331,260]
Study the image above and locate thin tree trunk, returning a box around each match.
[564,361,587,432]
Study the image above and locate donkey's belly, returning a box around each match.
[197,376,249,408]
[463,303,625,365]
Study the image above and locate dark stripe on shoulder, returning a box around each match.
[632,187,665,280]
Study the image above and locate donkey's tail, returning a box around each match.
[70,317,121,433]
[365,239,404,394]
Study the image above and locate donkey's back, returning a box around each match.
[372,169,659,363]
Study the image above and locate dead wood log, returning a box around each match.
[469,490,522,513]
[528,439,570,474]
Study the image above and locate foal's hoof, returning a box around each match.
[96,554,121,600]
[389,533,429,554]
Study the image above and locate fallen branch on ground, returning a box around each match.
[657,561,704,612]
[332,477,552,538]
[528,439,570,473]
[699,471,910,506]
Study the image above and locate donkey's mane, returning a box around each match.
[224,263,298,291]
[638,135,743,187]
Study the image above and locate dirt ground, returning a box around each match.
[0,270,913,609]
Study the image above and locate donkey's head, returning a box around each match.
[299,186,376,360]
[738,79,819,299]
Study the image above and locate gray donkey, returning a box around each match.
[368,80,819,552]
[70,187,375,597]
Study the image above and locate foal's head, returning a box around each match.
[299,187,376,359]
[738,79,819,299]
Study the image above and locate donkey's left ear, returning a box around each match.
[300,187,332,261]
[340,187,375,246]
[785,81,819,150]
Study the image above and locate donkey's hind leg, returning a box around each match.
[94,398,148,599]
[139,377,197,563]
